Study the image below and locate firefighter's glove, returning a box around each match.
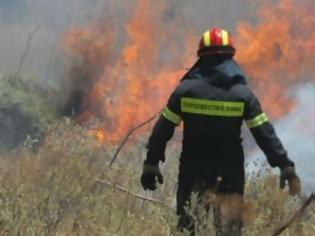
[280,166,301,196]
[141,164,163,191]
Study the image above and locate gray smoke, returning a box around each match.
[246,83,315,195]
[0,0,106,79]
[0,0,251,80]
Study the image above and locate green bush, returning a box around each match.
[0,74,58,130]
[0,73,59,151]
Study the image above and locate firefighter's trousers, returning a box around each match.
[176,175,244,236]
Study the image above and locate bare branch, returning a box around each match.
[271,193,315,236]
[16,25,40,74]
[108,109,163,168]
[97,0,109,27]
[96,179,164,205]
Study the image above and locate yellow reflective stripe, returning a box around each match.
[221,30,229,45]
[162,107,182,125]
[181,98,244,117]
[246,113,269,128]
[203,30,211,46]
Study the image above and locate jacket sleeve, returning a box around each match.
[244,87,294,168]
[145,86,183,165]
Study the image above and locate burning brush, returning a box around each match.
[61,0,315,145]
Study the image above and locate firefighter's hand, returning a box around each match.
[141,164,163,191]
[280,166,301,196]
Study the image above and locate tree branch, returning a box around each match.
[108,109,162,167]
[16,25,40,74]
[271,193,315,236]
[95,179,164,205]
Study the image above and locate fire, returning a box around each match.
[63,0,315,143]
[88,129,106,143]
[64,0,194,142]
[236,0,315,118]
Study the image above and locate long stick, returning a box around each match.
[108,109,163,167]
[16,25,40,74]
[96,179,164,205]
[271,193,315,236]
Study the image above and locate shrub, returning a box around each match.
[0,121,313,235]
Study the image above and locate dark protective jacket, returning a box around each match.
[145,57,294,192]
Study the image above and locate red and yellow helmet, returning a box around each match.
[197,27,236,57]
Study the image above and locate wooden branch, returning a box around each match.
[96,179,164,205]
[96,1,109,27]
[271,193,315,236]
[16,25,40,74]
[108,109,163,168]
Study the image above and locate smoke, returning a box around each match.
[165,0,252,34]
[0,0,107,79]
[59,0,254,140]
[0,0,251,79]
[236,0,315,119]
[246,83,315,195]
[59,0,315,147]
[238,0,315,195]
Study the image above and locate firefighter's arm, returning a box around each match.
[141,116,177,190]
[145,84,182,165]
[141,87,182,191]
[244,88,294,168]
[244,88,301,195]
[145,115,177,165]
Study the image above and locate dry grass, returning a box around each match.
[0,120,314,236]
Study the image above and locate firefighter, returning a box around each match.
[140,27,301,235]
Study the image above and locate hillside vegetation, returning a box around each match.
[0,74,58,151]
[0,73,313,236]
[0,119,314,236]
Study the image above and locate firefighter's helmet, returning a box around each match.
[197,27,236,57]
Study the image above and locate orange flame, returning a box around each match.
[64,0,195,142]
[64,0,315,142]
[90,129,106,143]
[236,0,315,118]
